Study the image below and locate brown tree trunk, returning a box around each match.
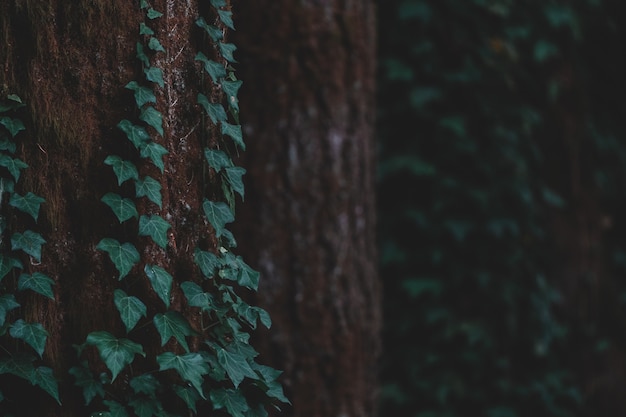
[232,2,381,417]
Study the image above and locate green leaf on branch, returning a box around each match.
[210,0,227,8]
[0,137,16,153]
[204,148,232,172]
[11,230,46,262]
[0,154,28,181]
[86,331,145,381]
[156,352,209,398]
[101,193,138,223]
[9,192,45,221]
[144,66,164,88]
[32,366,61,404]
[97,239,140,280]
[130,373,161,397]
[104,399,131,417]
[148,37,165,53]
[195,52,227,83]
[198,94,228,125]
[114,290,147,333]
[146,8,163,19]
[0,254,22,281]
[217,9,235,30]
[181,281,212,310]
[139,106,163,136]
[17,272,54,299]
[139,142,168,173]
[0,353,36,381]
[194,248,220,278]
[138,215,170,248]
[221,80,242,113]
[136,42,150,66]
[173,384,201,413]
[144,264,173,307]
[139,22,154,36]
[219,42,237,63]
[104,155,139,186]
[195,17,223,41]
[129,396,160,417]
[221,122,245,150]
[210,388,249,417]
[216,344,258,388]
[117,119,151,148]
[0,116,25,137]
[153,311,195,352]
[250,363,290,404]
[135,176,162,208]
[224,166,246,200]
[203,200,234,237]
[9,319,48,357]
[69,364,105,405]
[0,294,19,327]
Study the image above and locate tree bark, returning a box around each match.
[232,2,381,417]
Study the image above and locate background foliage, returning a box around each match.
[377,0,626,416]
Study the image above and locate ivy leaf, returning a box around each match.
[219,42,237,63]
[251,363,290,404]
[17,272,55,299]
[97,239,140,280]
[0,154,28,181]
[104,399,130,417]
[210,388,249,417]
[195,52,226,83]
[216,345,258,388]
[148,37,165,53]
[138,215,171,248]
[0,294,19,327]
[210,0,227,8]
[0,254,22,281]
[135,176,162,208]
[236,257,260,291]
[9,319,48,357]
[9,192,45,221]
[32,366,61,404]
[138,22,154,36]
[104,155,139,186]
[136,42,150,67]
[193,248,220,278]
[117,119,151,148]
[139,106,163,136]
[156,352,209,398]
[144,66,164,88]
[101,193,138,223]
[153,311,195,352]
[221,80,242,111]
[195,17,223,41]
[198,94,228,125]
[221,122,245,150]
[181,281,212,310]
[69,364,105,405]
[0,116,25,137]
[139,142,168,173]
[130,373,161,397]
[173,384,201,413]
[203,200,234,238]
[224,166,246,200]
[204,148,232,172]
[11,230,46,262]
[0,353,36,380]
[217,9,235,30]
[0,137,16,153]
[147,8,163,19]
[114,289,147,333]
[129,396,159,417]
[144,264,173,307]
[86,331,145,381]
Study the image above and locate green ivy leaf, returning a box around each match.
[135,176,162,208]
[139,106,163,136]
[216,345,258,388]
[114,289,147,333]
[210,0,227,8]
[17,272,54,299]
[194,248,220,278]
[0,137,16,153]
[195,52,226,83]
[156,352,209,398]
[97,239,140,280]
[101,193,138,223]
[0,254,22,281]
[129,396,159,417]
[0,154,28,181]
[217,9,235,30]
[173,384,201,413]
[204,148,232,172]
[219,42,237,63]
[0,294,19,327]
[32,366,61,404]
[130,373,161,397]
[224,166,246,200]
[144,264,173,307]
[181,281,212,310]
[210,388,249,417]
[136,42,150,66]
[0,116,25,137]
[104,155,139,186]
[0,353,36,381]
[144,66,164,88]
[236,257,260,291]
[147,8,163,19]
[104,399,130,417]
[9,192,45,221]
[126,80,156,107]
[69,364,105,405]
[251,363,290,404]
[148,37,165,53]
[221,122,245,150]
[86,331,145,381]
[9,319,48,357]
[203,200,234,237]
[198,94,228,125]
[153,311,195,352]
[117,119,151,148]
[195,17,223,41]
[0,94,25,112]
[139,22,154,35]
[139,141,168,173]
[221,80,242,113]
[11,230,46,262]
[138,215,171,248]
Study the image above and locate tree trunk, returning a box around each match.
[0,1,288,416]
[231,2,381,417]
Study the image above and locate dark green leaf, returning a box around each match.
[195,52,226,83]
[147,8,163,19]
[216,344,258,388]
[139,141,168,172]
[144,66,164,88]
[203,200,234,237]
[195,17,223,41]
[0,294,19,327]
[224,166,245,200]
[0,137,16,153]
[104,155,139,186]
[104,399,130,417]
[156,352,209,397]
[32,366,60,404]
[217,9,235,30]
[117,119,151,148]
[17,272,54,299]
[9,192,45,221]
[148,37,165,53]
[69,364,105,405]
[134,176,162,208]
[10,319,48,357]
[138,215,171,248]
[0,154,28,181]
[114,289,147,332]
[0,353,36,381]
[210,388,249,417]
[97,239,140,280]
[210,0,227,7]
[236,257,259,290]
[0,254,22,282]
[221,122,244,150]
[219,42,237,63]
[144,264,173,307]
[181,281,212,310]
[140,106,163,135]
[153,311,195,352]
[136,42,150,66]
[0,116,25,137]
[194,248,220,278]
[198,94,228,125]
[101,193,138,223]
[173,384,201,413]
[130,373,161,397]
[129,396,160,417]
[221,80,242,112]
[86,331,145,381]
[139,22,154,35]
[204,148,232,172]
[11,230,46,262]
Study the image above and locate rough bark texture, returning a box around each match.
[232,2,381,417]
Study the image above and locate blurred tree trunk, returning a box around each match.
[232,2,381,417]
